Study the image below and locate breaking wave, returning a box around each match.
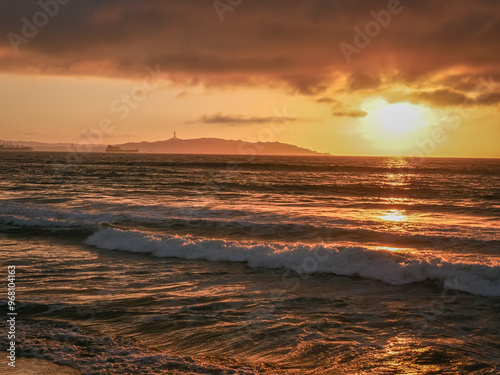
[85,228,500,298]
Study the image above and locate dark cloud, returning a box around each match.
[410,89,470,106]
[316,97,338,104]
[188,113,297,125]
[332,110,367,118]
[1,0,499,96]
[475,92,500,106]
[403,87,500,107]
[349,73,381,91]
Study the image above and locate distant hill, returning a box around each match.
[119,137,328,156]
[0,137,328,156]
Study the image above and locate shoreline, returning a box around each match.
[1,357,81,375]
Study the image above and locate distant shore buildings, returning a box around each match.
[0,142,33,151]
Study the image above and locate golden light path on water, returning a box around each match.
[380,209,407,223]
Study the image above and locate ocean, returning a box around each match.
[1,152,499,374]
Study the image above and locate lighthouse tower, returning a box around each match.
[172,131,178,140]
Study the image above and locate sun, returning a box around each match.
[376,103,426,135]
[360,99,435,154]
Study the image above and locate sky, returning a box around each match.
[0,0,499,157]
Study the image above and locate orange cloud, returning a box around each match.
[1,0,499,97]
[188,113,297,125]
[332,110,367,118]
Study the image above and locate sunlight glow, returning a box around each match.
[372,246,409,253]
[361,99,436,155]
[377,103,426,135]
[380,209,406,222]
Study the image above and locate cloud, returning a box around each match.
[478,92,500,106]
[316,97,338,104]
[188,113,297,125]
[349,73,381,91]
[410,89,470,106]
[332,110,367,118]
[1,0,499,97]
[399,86,500,107]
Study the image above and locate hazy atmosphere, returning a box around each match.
[1,0,499,156]
[1,1,499,374]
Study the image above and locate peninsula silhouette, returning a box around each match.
[1,135,328,155]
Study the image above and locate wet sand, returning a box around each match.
[1,357,81,374]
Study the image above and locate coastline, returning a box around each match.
[0,357,81,375]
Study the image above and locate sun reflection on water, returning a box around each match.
[371,245,409,253]
[380,209,407,222]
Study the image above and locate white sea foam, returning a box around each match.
[0,202,115,228]
[4,320,259,375]
[2,201,498,250]
[85,228,500,297]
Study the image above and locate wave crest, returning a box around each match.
[85,228,500,297]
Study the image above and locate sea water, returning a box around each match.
[1,152,499,374]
